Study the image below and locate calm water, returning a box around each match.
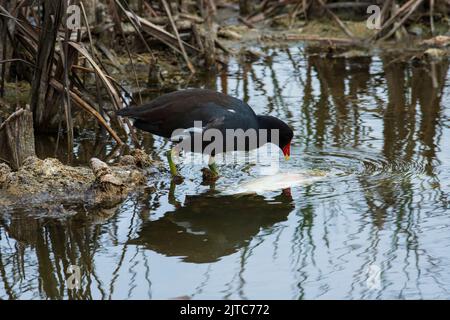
[1,45,450,299]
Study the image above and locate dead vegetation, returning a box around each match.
[0,0,223,161]
[0,0,449,171]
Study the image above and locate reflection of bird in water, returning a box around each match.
[128,191,294,263]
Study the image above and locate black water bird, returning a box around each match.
[117,89,293,179]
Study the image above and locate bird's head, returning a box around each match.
[281,141,291,161]
[257,115,294,160]
[280,127,293,161]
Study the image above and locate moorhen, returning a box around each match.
[117,89,293,179]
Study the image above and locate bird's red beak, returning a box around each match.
[282,143,291,161]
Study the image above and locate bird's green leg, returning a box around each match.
[208,163,219,178]
[208,156,219,178]
[166,147,182,180]
[168,180,182,206]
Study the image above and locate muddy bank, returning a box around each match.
[0,149,163,213]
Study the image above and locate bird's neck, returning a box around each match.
[257,115,277,131]
[256,115,277,144]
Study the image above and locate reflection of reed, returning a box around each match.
[226,48,449,298]
[0,186,294,299]
[292,188,316,300]
[413,61,448,174]
[358,56,448,298]
[0,211,116,299]
[360,56,449,226]
[308,52,373,147]
[287,47,449,298]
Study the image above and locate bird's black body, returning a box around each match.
[117,89,293,155]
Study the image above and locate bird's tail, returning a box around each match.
[116,107,135,117]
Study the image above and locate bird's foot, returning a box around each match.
[202,163,220,182]
[171,174,184,184]
[202,168,219,182]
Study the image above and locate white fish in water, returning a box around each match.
[224,170,327,195]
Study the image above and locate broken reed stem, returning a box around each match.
[80,1,103,120]
[111,0,143,104]
[30,0,67,131]
[0,108,36,170]
[161,0,196,74]
[289,1,304,28]
[207,0,217,16]
[60,27,74,157]
[0,13,6,98]
[50,79,123,145]
[72,65,117,81]
[316,0,355,39]
[68,41,140,146]
[237,16,254,28]
[380,0,393,26]
[116,0,158,68]
[430,0,435,35]
[371,0,416,41]
[0,58,36,67]
[191,23,204,52]
[379,0,425,42]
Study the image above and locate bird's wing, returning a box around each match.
[117,89,255,121]
[117,89,258,138]
[170,116,225,142]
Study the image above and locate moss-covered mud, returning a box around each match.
[0,149,163,214]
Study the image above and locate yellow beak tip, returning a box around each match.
[285,155,290,161]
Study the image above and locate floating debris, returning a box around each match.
[224,170,328,195]
[424,48,448,60]
[421,35,450,47]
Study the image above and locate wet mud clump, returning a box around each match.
[0,150,159,211]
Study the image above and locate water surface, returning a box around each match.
[1,45,450,299]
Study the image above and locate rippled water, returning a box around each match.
[1,45,450,299]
